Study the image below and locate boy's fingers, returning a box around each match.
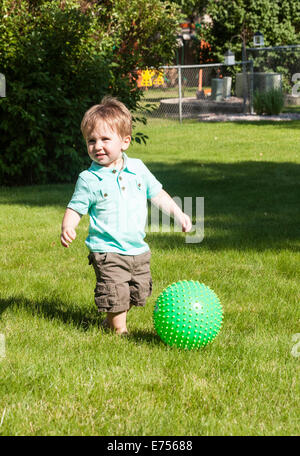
[60,236,69,248]
[60,230,76,247]
[68,229,76,240]
[62,229,76,242]
[61,232,70,243]
[63,233,73,243]
[182,215,192,232]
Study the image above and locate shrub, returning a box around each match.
[0,0,181,185]
[253,88,284,115]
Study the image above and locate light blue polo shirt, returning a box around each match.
[67,153,162,254]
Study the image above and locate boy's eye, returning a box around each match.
[88,138,110,143]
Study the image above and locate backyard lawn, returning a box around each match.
[0,118,299,436]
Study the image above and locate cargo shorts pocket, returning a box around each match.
[94,282,117,311]
[130,278,152,307]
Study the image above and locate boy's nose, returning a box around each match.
[95,140,103,150]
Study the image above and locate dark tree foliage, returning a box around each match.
[0,0,181,185]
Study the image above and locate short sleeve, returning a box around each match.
[140,162,163,199]
[67,176,92,215]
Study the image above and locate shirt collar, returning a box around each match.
[121,153,137,174]
[88,153,136,179]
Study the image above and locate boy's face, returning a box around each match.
[86,121,131,168]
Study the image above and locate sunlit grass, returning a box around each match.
[0,119,299,435]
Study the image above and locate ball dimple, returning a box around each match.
[153,280,223,350]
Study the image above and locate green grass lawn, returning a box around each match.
[0,119,300,436]
[141,86,201,100]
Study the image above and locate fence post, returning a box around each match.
[0,73,6,97]
[249,60,254,114]
[242,61,247,114]
[178,65,182,123]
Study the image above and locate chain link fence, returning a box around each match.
[247,45,300,108]
[137,62,254,122]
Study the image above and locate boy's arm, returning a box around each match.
[150,189,192,232]
[61,208,82,248]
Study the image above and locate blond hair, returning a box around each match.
[81,96,132,139]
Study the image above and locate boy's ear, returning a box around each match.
[122,135,131,151]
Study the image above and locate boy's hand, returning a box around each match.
[151,190,193,233]
[61,228,76,248]
[179,213,192,233]
[60,208,81,248]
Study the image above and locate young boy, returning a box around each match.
[61,97,192,335]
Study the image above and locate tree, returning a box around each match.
[0,0,181,185]
[167,0,208,20]
[200,0,300,63]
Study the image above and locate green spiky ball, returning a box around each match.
[153,280,223,350]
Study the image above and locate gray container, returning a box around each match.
[222,77,232,99]
[236,72,282,97]
[211,78,224,101]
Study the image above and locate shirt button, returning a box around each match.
[138,183,141,187]
[119,176,122,181]
[122,186,126,191]
[104,193,108,197]
[112,170,117,174]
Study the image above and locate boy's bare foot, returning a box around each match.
[100,318,129,336]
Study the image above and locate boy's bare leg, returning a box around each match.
[106,310,128,334]
[103,305,133,333]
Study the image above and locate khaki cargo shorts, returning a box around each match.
[88,250,152,313]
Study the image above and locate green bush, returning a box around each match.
[0,2,110,184]
[0,0,181,185]
[253,88,284,115]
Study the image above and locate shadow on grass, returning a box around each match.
[128,329,163,346]
[146,160,300,252]
[0,295,101,332]
[1,160,299,252]
[0,296,163,346]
